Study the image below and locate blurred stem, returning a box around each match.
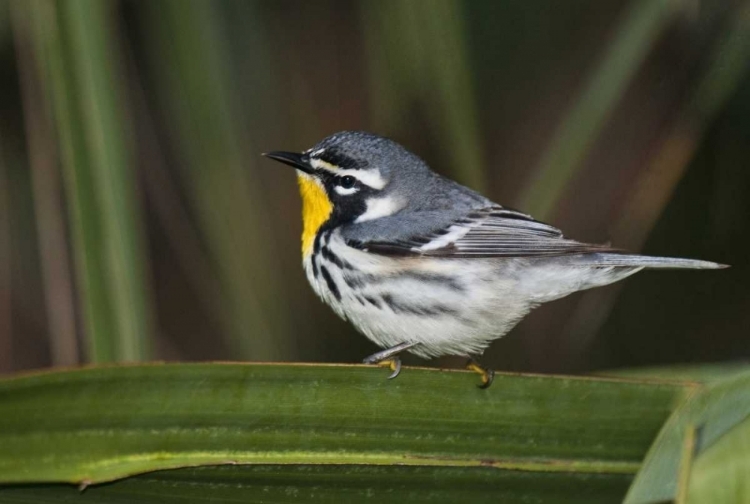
[0,0,8,45]
[561,2,750,367]
[25,0,113,362]
[24,0,152,362]
[676,425,697,504]
[0,142,12,372]
[11,1,79,366]
[124,46,230,339]
[62,0,151,362]
[362,0,486,190]
[613,2,750,247]
[143,0,292,360]
[520,0,678,220]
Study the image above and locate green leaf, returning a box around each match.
[0,465,633,504]
[688,414,750,503]
[23,0,152,362]
[598,362,750,384]
[624,369,750,504]
[0,363,687,502]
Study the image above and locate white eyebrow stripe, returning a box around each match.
[345,169,387,190]
[355,196,405,223]
[309,158,387,190]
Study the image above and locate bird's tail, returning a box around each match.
[583,253,728,270]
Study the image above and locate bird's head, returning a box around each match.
[264,131,430,256]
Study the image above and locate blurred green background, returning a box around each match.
[0,0,747,375]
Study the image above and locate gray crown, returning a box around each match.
[309,131,491,214]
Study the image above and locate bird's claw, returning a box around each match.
[363,342,417,381]
[466,359,495,389]
[363,356,402,379]
[361,356,402,379]
[377,357,402,379]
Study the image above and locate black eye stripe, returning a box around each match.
[314,171,356,186]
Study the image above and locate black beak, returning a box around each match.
[262,151,313,174]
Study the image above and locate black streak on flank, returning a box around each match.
[320,266,341,301]
[381,294,458,317]
[311,255,319,279]
[321,245,352,270]
[360,271,464,292]
[343,275,365,290]
[364,296,381,308]
[341,270,463,292]
[313,232,323,255]
[401,271,464,292]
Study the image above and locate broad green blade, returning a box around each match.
[0,465,632,504]
[688,415,750,503]
[0,363,686,487]
[597,362,750,384]
[624,369,750,504]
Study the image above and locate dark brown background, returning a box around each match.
[0,0,747,375]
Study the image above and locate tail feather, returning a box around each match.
[584,253,729,270]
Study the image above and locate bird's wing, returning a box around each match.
[346,206,618,258]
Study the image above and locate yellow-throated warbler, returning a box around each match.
[264,131,726,388]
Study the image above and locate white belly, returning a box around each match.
[302,230,645,360]
[303,230,530,359]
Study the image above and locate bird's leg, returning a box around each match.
[363,342,418,380]
[466,358,495,389]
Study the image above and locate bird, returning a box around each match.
[263,131,727,388]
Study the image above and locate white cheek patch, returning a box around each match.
[355,196,405,223]
[309,158,387,190]
[334,186,359,196]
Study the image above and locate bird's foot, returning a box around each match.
[363,342,417,381]
[466,358,495,389]
[377,357,402,379]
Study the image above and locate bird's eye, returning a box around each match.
[339,175,356,189]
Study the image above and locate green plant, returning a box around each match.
[1,363,748,502]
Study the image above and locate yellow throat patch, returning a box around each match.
[297,174,333,257]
